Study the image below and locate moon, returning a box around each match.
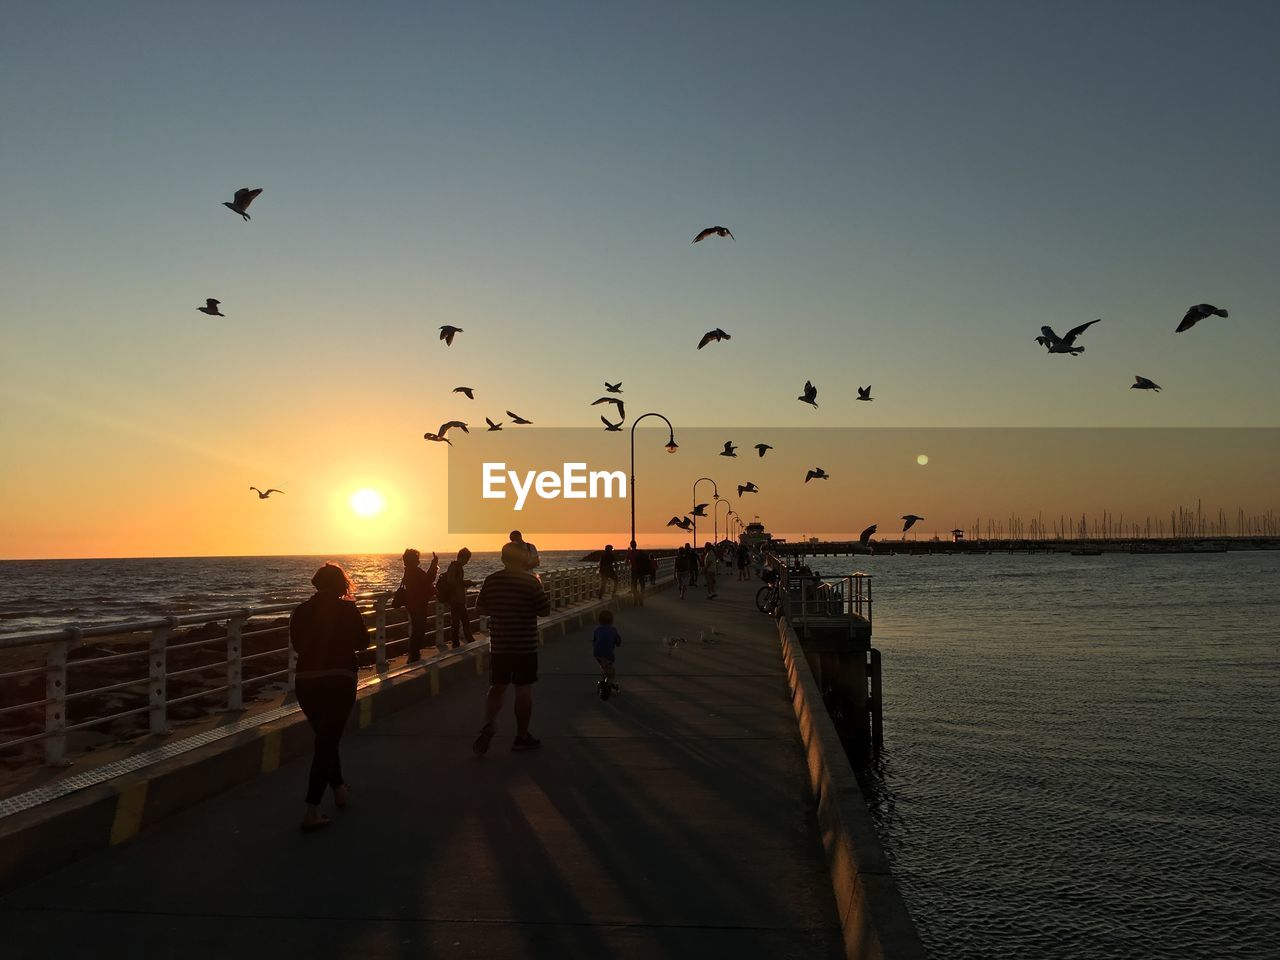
[916,454,929,466]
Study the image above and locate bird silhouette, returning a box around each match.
[249,486,283,499]
[798,380,818,408]
[901,515,924,532]
[692,226,735,243]
[223,187,262,221]
[738,482,759,497]
[1035,319,1101,355]
[1176,303,1228,333]
[690,503,710,517]
[858,524,877,545]
[485,417,503,431]
[667,516,694,530]
[506,410,533,424]
[453,387,475,399]
[754,443,772,458]
[805,468,829,482]
[857,385,873,401]
[197,298,224,317]
[423,421,468,444]
[1131,376,1162,391]
[605,381,623,393]
[439,326,463,346]
[601,415,623,431]
[592,397,625,420]
[720,441,737,457]
[697,328,731,350]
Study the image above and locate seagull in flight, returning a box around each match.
[737,482,759,497]
[798,380,818,408]
[901,515,924,532]
[692,226,735,243]
[1035,319,1101,355]
[858,524,877,545]
[223,187,262,221]
[1131,376,1162,392]
[720,441,738,458]
[690,503,710,517]
[453,387,475,399]
[754,443,772,458]
[439,325,463,346]
[592,397,625,420]
[805,468,829,483]
[1176,303,1228,333]
[697,328,731,350]
[605,381,623,393]
[506,410,533,424]
[249,486,283,499]
[856,385,873,401]
[601,415,623,431]
[667,516,694,530]
[197,298,224,317]
[485,417,503,431]
[423,421,468,444]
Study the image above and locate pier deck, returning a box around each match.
[0,576,845,959]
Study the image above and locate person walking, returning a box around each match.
[399,548,439,662]
[289,563,369,832]
[628,543,652,606]
[736,543,750,581]
[473,542,552,754]
[592,608,622,698]
[674,545,691,599]
[702,541,718,599]
[439,548,477,648]
[598,544,619,599]
[688,540,699,587]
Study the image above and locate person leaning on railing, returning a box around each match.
[289,562,370,832]
[399,547,439,662]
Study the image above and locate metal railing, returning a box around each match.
[1,557,670,767]
[763,552,872,627]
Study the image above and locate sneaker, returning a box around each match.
[472,722,495,756]
[511,734,542,752]
[598,679,611,702]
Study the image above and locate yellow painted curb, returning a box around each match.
[261,730,282,773]
[358,695,373,728]
[109,779,149,846]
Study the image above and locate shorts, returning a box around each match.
[489,651,538,686]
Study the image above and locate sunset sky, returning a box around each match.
[2,2,1278,558]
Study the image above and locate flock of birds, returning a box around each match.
[213,195,1229,537]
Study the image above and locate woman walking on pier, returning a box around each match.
[289,563,370,832]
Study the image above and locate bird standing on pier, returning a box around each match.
[738,482,759,497]
[691,226,735,243]
[485,417,503,431]
[605,381,623,393]
[754,443,772,458]
[222,187,262,221]
[439,325,463,346]
[857,385,873,401]
[1131,376,1162,391]
[423,421,468,444]
[1035,319,1101,355]
[249,487,283,499]
[1176,303,1228,333]
[697,328,731,349]
[197,298,224,317]
[901,515,924,532]
[720,441,737,457]
[805,468,829,482]
[453,387,475,399]
[592,397,624,420]
[798,380,818,408]
[506,410,533,424]
[601,415,622,431]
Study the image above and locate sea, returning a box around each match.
[1,550,1277,957]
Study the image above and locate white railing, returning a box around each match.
[763,552,872,627]
[0,557,671,767]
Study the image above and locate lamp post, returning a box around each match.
[691,477,718,551]
[630,413,679,550]
[715,497,732,547]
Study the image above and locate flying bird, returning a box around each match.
[754,443,772,458]
[605,381,623,393]
[485,417,503,431]
[439,325,463,346]
[901,515,924,532]
[1035,319,1101,356]
[690,503,710,517]
[697,328,731,350]
[453,387,475,399]
[592,397,625,420]
[249,486,283,499]
[601,415,622,431]
[691,226,735,243]
[858,524,877,545]
[1131,376,1161,391]
[798,380,818,408]
[805,468,829,483]
[1176,303,1228,333]
[223,187,262,221]
[197,298,224,317]
[506,410,533,424]
[720,441,738,458]
[857,385,873,401]
[423,421,468,444]
[666,516,694,530]
[737,482,759,497]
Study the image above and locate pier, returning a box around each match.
[0,562,923,959]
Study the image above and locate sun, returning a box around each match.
[349,488,385,518]
[917,454,929,466]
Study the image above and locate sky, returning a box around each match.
[1,2,1278,558]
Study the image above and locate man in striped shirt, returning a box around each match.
[472,542,551,753]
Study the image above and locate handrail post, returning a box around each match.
[44,631,75,766]
[374,596,388,674]
[226,613,245,711]
[149,619,174,735]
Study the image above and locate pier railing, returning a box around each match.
[0,558,663,767]
[763,553,872,628]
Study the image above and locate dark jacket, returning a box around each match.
[438,560,474,605]
[289,593,369,677]
[403,556,440,615]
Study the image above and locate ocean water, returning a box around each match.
[832,550,1280,960]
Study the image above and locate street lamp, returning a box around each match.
[715,497,732,546]
[630,413,679,549]
[691,477,718,550]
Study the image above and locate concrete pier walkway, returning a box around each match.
[0,575,845,959]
